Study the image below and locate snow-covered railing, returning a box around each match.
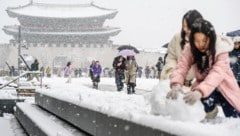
[0,71,42,90]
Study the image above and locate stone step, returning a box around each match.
[15,103,90,136]
[16,88,35,96]
[35,92,172,136]
[0,99,24,116]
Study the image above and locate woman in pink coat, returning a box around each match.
[167,18,240,120]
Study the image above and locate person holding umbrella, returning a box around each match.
[115,46,139,93]
[113,55,126,91]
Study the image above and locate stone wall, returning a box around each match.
[1,44,165,71]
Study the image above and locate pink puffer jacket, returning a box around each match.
[170,35,240,112]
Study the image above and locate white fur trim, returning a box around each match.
[215,35,234,56]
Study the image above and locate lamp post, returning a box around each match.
[18,25,21,76]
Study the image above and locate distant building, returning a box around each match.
[1,0,164,73]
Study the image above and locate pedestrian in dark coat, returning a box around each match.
[31,59,39,71]
[89,60,95,81]
[9,66,15,77]
[113,56,126,91]
[28,59,39,81]
[156,57,164,79]
[229,38,240,86]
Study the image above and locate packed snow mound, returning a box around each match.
[148,80,205,122]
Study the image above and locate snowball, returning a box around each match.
[148,80,205,122]
[148,80,170,116]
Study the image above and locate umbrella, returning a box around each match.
[162,43,169,48]
[117,45,139,53]
[117,49,136,57]
[226,30,240,37]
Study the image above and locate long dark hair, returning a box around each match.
[189,18,216,73]
[180,10,203,49]
[67,61,71,67]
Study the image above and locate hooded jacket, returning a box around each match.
[170,35,240,112]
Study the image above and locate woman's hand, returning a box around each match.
[166,84,183,99]
[183,90,202,105]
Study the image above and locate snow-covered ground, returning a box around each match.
[1,76,240,136]
[0,114,26,136]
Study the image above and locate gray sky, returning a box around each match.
[0,0,240,49]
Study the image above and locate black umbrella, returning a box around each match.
[117,45,139,53]
[162,43,169,48]
[137,66,143,70]
[226,30,240,37]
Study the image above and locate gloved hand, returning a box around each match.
[183,90,202,105]
[117,62,122,66]
[166,84,183,100]
[94,74,98,78]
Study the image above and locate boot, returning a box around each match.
[131,84,135,94]
[95,82,98,89]
[127,84,131,94]
[201,106,218,122]
[93,82,97,89]
[131,83,136,94]
[132,88,135,94]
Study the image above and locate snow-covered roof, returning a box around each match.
[3,25,121,36]
[34,0,93,5]
[6,1,118,19]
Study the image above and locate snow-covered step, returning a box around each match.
[35,92,171,136]
[0,99,24,116]
[15,103,89,136]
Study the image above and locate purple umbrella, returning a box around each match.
[117,49,136,57]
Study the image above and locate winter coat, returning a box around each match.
[113,56,126,73]
[229,48,240,82]
[156,60,163,71]
[170,35,240,112]
[31,61,39,71]
[161,33,194,81]
[89,64,94,78]
[64,66,72,77]
[46,67,51,75]
[92,64,102,76]
[125,60,138,84]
